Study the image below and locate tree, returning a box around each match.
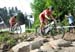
[31,0,47,27]
[17,12,25,25]
[31,0,75,27]
[15,7,18,12]
[52,0,75,21]
[24,13,29,27]
[0,7,9,26]
[9,7,14,16]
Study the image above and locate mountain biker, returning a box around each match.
[9,15,17,31]
[39,6,56,34]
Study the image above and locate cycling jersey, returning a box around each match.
[39,9,52,23]
[9,16,16,26]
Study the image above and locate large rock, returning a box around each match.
[11,42,30,52]
[48,38,71,49]
[71,42,75,46]
[63,33,75,41]
[30,36,45,50]
[54,35,63,39]
[0,43,9,52]
[60,47,75,52]
[30,49,42,52]
[40,43,54,52]
[0,50,2,52]
[57,39,72,47]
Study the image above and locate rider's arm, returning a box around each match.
[50,15,55,21]
[45,14,50,20]
[45,10,50,20]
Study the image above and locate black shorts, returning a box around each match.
[69,23,74,30]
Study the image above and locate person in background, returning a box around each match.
[9,16,17,31]
[65,13,75,33]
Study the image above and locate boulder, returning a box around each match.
[0,50,2,52]
[30,36,44,50]
[60,47,75,52]
[48,39,71,49]
[0,43,9,52]
[40,43,54,52]
[30,49,42,52]
[71,42,75,46]
[63,33,75,41]
[57,39,72,47]
[11,42,30,52]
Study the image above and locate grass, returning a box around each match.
[25,28,36,33]
[0,31,16,48]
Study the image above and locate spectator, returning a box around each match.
[65,13,74,33]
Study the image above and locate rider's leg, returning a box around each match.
[70,23,74,33]
[9,23,13,31]
[13,23,18,30]
[10,22,16,32]
[40,19,49,35]
[72,23,75,33]
[40,22,45,33]
[39,15,44,33]
[39,15,49,35]
[44,18,48,25]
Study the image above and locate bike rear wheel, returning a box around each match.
[9,25,22,34]
[14,25,22,34]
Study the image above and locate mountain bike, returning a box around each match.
[36,20,65,38]
[9,23,22,34]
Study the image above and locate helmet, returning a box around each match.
[49,6,54,11]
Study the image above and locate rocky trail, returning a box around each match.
[1,32,75,52]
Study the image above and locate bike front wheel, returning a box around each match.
[55,27,65,38]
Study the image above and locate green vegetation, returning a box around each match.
[0,31,16,47]
[7,38,16,47]
[31,0,47,28]
[0,0,75,30]
[31,0,75,28]
[25,29,35,33]
[17,12,25,25]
